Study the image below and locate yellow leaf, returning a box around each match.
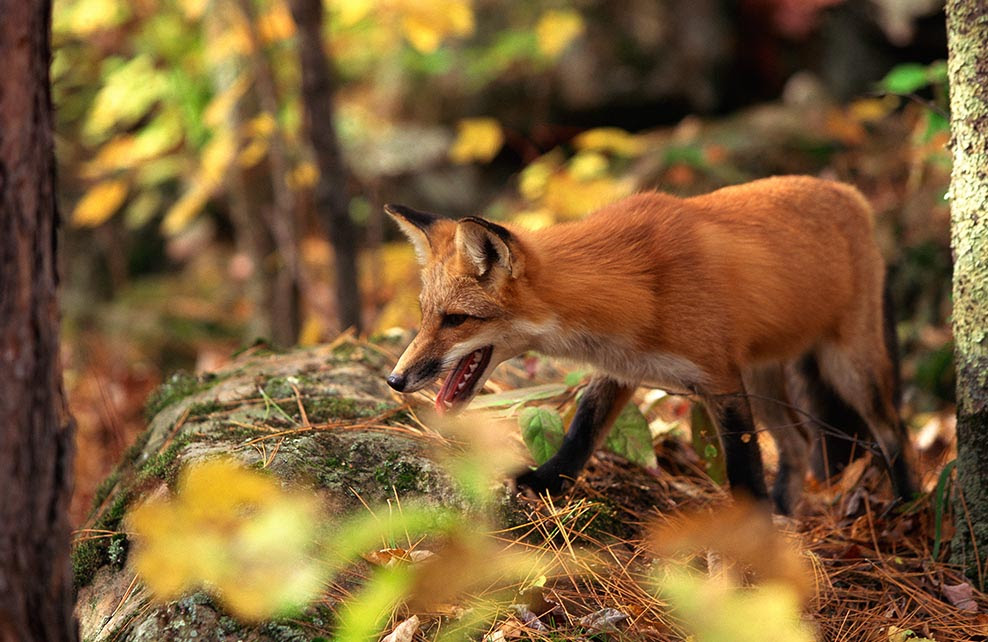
[573,127,645,157]
[201,131,237,183]
[237,139,269,168]
[246,112,277,138]
[161,182,211,236]
[72,179,128,227]
[449,117,503,164]
[536,9,584,58]
[399,0,474,53]
[179,0,207,20]
[513,209,555,231]
[518,155,560,201]
[128,459,327,620]
[203,74,251,128]
[288,161,320,189]
[333,0,374,26]
[568,151,609,180]
[297,315,324,347]
[258,1,296,42]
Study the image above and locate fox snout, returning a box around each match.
[387,356,441,394]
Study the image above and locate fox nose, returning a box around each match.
[386,372,407,392]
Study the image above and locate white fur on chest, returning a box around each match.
[529,321,706,391]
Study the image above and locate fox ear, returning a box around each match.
[385,204,438,264]
[455,217,519,278]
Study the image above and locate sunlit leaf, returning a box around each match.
[519,406,564,465]
[128,458,327,621]
[512,209,555,230]
[53,0,130,36]
[568,151,609,180]
[83,55,168,143]
[125,191,162,228]
[660,571,815,642]
[72,179,128,227]
[880,63,931,94]
[400,0,475,53]
[203,74,251,128]
[449,117,503,164]
[258,1,296,43]
[161,181,211,236]
[574,127,645,157]
[605,402,658,469]
[287,161,320,189]
[536,9,584,58]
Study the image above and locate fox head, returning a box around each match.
[384,204,545,414]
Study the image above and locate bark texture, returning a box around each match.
[946,0,988,582]
[0,0,78,639]
[288,0,363,333]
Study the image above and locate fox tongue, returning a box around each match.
[435,348,490,414]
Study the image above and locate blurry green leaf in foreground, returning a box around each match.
[606,402,658,469]
[520,406,564,465]
[661,571,814,642]
[128,458,328,621]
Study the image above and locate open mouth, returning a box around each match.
[435,346,493,414]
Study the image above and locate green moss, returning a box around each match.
[138,435,192,485]
[306,397,393,423]
[89,469,121,516]
[145,371,218,419]
[373,455,423,493]
[187,400,224,419]
[73,489,133,588]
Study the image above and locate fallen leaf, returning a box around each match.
[578,607,628,632]
[943,581,978,612]
[382,615,420,642]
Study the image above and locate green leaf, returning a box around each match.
[933,459,956,560]
[469,383,568,410]
[605,403,658,469]
[880,63,931,94]
[564,370,589,387]
[519,406,564,465]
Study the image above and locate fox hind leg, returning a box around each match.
[744,365,810,515]
[813,341,916,501]
[702,376,770,504]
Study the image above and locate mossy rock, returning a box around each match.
[73,336,473,642]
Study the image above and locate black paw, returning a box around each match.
[514,467,570,496]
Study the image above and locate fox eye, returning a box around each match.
[441,313,471,328]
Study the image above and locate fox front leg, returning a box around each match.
[515,375,636,495]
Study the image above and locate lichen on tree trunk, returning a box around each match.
[946,0,988,582]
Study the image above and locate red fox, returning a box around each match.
[384,176,915,513]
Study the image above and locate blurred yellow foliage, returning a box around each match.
[661,571,815,642]
[332,0,474,54]
[449,117,504,164]
[72,179,129,227]
[574,127,645,157]
[542,172,634,219]
[258,1,296,43]
[128,458,328,620]
[535,9,584,58]
[512,209,555,231]
[568,151,609,180]
[53,0,129,36]
[288,161,320,189]
[83,55,168,143]
[203,74,251,129]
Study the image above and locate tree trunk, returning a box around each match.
[0,0,79,640]
[946,0,988,584]
[288,0,363,334]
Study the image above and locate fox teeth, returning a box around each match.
[468,363,478,373]
[443,400,452,409]
[456,380,467,390]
